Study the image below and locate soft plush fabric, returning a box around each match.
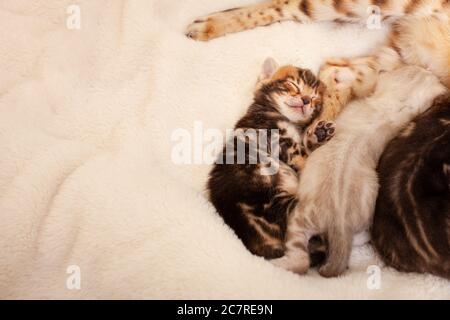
[0,0,448,299]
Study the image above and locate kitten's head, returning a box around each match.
[255,58,325,125]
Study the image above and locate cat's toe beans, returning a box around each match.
[315,128,327,142]
[314,122,336,143]
[325,122,336,137]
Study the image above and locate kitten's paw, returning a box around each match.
[314,121,336,143]
[186,13,231,41]
[320,60,355,88]
[251,241,285,259]
[318,262,347,278]
[321,57,379,98]
[271,254,309,275]
[186,19,216,41]
[306,121,336,149]
[259,245,285,260]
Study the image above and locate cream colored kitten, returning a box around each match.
[272,66,448,277]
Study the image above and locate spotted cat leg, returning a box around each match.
[303,60,356,151]
[305,53,394,148]
[186,0,303,41]
[322,56,380,100]
[241,202,286,259]
[319,46,404,103]
[277,123,308,172]
[249,162,300,259]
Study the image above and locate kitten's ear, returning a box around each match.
[256,58,279,90]
[261,57,279,80]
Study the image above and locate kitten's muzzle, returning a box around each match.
[302,96,311,105]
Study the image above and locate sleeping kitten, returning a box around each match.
[372,93,450,280]
[271,66,447,277]
[208,58,335,259]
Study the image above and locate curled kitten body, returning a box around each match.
[208,58,333,259]
[272,66,447,277]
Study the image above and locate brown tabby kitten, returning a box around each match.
[372,93,450,280]
[186,0,450,89]
[208,59,335,259]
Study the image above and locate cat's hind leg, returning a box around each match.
[186,0,302,41]
[271,219,313,274]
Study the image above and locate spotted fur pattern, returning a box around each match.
[372,93,450,280]
[186,0,450,90]
[208,61,335,259]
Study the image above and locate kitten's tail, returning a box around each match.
[318,224,353,277]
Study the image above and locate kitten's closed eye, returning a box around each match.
[285,81,300,95]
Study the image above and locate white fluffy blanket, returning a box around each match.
[1,0,449,299]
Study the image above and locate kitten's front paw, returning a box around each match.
[314,121,336,143]
[307,121,336,150]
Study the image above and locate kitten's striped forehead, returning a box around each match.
[298,69,321,88]
[271,65,320,88]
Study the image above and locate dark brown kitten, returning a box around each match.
[208,59,334,259]
[372,93,450,279]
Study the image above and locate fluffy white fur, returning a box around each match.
[0,0,449,299]
[274,66,448,277]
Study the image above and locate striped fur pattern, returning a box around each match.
[271,66,447,277]
[372,93,450,280]
[186,0,450,89]
[208,59,335,259]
